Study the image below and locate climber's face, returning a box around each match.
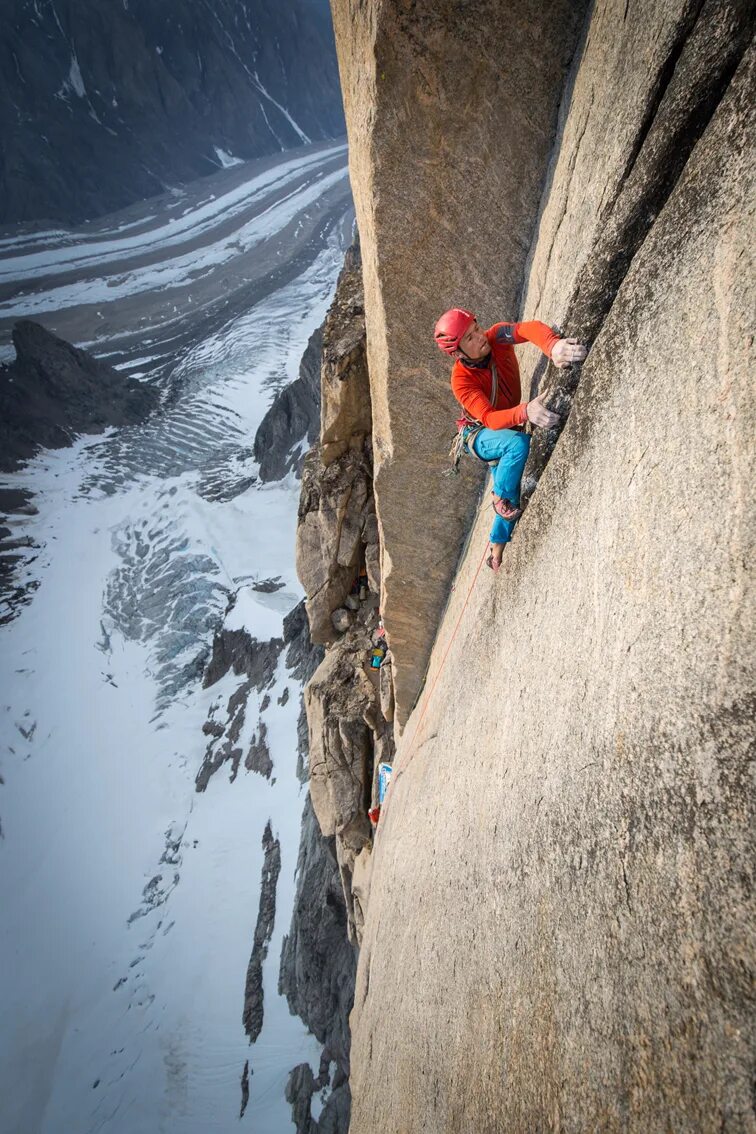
[458,320,489,360]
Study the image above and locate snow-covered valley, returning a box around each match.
[0,143,353,1134]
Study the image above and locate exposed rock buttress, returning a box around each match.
[295,240,395,943]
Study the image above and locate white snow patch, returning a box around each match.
[0,195,350,1132]
[252,71,310,145]
[225,584,298,641]
[213,146,244,169]
[68,55,85,97]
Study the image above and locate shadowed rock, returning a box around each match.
[245,722,273,779]
[0,0,345,225]
[254,327,323,482]
[280,796,356,1134]
[195,627,283,790]
[242,821,281,1042]
[202,627,283,690]
[0,321,158,471]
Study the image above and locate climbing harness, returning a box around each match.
[444,360,500,477]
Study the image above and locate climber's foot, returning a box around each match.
[486,542,505,573]
[492,494,522,521]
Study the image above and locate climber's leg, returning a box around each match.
[472,429,531,544]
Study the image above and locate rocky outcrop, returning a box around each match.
[297,445,374,644]
[305,614,391,943]
[254,328,323,482]
[0,321,158,472]
[295,238,395,942]
[330,0,589,726]
[340,3,756,1131]
[0,487,40,626]
[196,624,283,790]
[283,599,326,783]
[242,821,281,1042]
[296,242,375,645]
[0,0,345,225]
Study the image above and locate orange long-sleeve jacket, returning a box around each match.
[450,320,560,430]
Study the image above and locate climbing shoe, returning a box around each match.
[492,495,522,521]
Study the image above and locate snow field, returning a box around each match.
[0,216,348,1131]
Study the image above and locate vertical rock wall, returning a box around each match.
[295,243,395,944]
[330,0,588,726]
[336,1,756,1131]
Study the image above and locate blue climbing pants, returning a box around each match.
[470,428,531,544]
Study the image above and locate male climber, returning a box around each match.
[434,308,587,571]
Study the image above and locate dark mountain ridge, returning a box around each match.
[0,320,159,471]
[0,0,345,226]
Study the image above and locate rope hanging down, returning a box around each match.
[378,538,491,824]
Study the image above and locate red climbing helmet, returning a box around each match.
[434,308,475,355]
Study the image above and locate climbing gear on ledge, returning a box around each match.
[378,762,392,801]
[434,307,475,354]
[368,763,393,828]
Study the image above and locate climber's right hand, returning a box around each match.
[526,393,560,429]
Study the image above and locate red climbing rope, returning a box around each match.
[382,538,491,813]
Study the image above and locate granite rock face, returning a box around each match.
[295,242,373,645]
[518,0,756,504]
[0,321,158,471]
[330,0,589,726]
[319,242,370,466]
[0,0,345,225]
[342,4,756,1131]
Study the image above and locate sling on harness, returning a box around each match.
[444,358,500,477]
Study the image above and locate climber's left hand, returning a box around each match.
[551,338,588,369]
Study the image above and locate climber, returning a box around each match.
[435,308,587,572]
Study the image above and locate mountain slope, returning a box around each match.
[0,0,345,225]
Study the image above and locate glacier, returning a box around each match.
[0,145,352,1134]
